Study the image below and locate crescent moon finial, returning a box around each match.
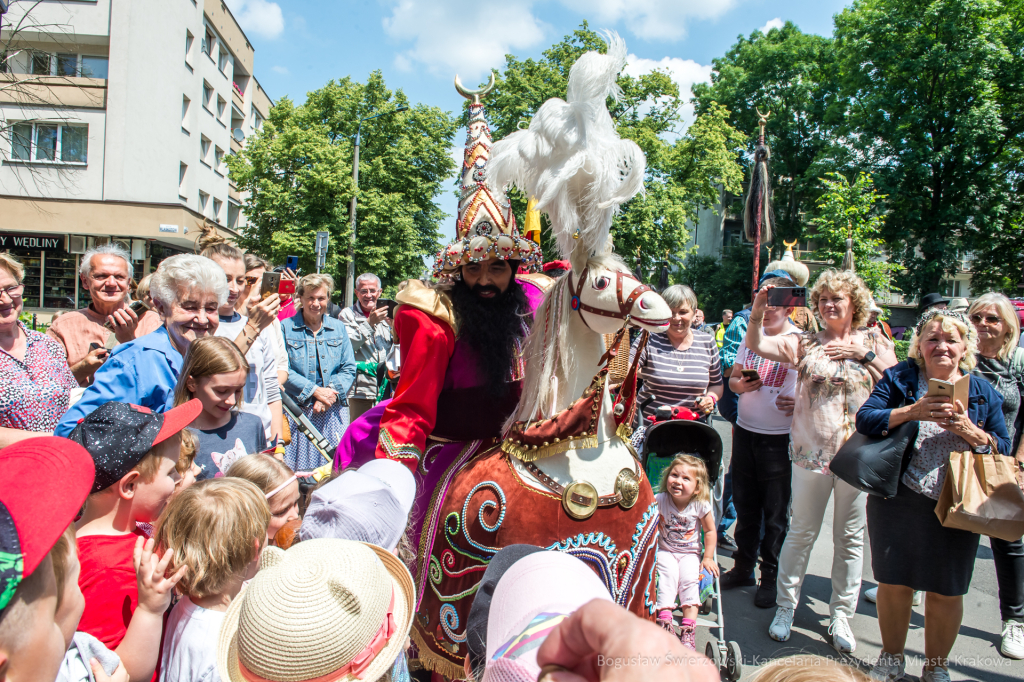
[454,71,496,104]
[783,238,798,248]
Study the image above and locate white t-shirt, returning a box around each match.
[734,327,799,435]
[655,492,712,555]
[215,313,281,439]
[159,597,225,682]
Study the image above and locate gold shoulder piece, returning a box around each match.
[395,280,456,333]
[515,272,555,294]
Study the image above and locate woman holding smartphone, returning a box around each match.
[744,269,897,653]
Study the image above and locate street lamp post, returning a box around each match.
[345,105,408,307]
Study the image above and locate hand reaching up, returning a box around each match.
[133,536,187,616]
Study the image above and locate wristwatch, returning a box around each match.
[861,351,876,364]
[972,444,992,455]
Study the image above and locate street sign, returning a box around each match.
[315,231,329,272]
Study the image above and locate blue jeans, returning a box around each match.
[718,459,737,535]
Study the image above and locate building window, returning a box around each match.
[80,56,108,79]
[185,30,194,61]
[214,146,225,173]
[203,29,215,57]
[31,52,51,75]
[216,96,227,124]
[227,202,240,230]
[25,52,107,78]
[199,191,210,215]
[10,122,88,164]
[182,95,191,130]
[179,163,188,197]
[218,49,229,74]
[0,51,9,74]
[253,110,263,131]
[202,82,213,110]
[200,136,211,165]
[212,198,223,223]
[56,53,77,77]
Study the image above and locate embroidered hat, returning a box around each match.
[68,399,203,493]
[0,437,94,614]
[299,459,416,551]
[481,551,613,682]
[217,539,414,682]
[432,79,542,276]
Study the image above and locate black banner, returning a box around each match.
[0,233,64,251]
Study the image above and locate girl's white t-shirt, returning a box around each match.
[734,327,800,435]
[655,492,712,555]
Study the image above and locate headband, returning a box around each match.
[913,308,977,345]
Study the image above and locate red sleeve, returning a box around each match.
[375,306,455,470]
[76,534,141,650]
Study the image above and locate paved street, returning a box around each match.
[696,415,1024,681]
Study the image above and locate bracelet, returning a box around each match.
[750,316,764,326]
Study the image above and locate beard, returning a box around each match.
[448,278,530,391]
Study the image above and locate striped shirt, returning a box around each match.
[631,331,723,420]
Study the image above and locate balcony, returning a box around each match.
[0,73,107,109]
[232,82,245,110]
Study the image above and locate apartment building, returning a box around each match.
[0,0,272,316]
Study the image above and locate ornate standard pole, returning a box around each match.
[744,109,772,300]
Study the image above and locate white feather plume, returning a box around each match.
[488,31,646,269]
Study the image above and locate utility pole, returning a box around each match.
[345,105,408,307]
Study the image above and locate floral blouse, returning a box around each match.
[902,375,971,499]
[0,323,77,432]
[784,326,893,475]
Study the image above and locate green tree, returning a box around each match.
[806,172,895,296]
[480,24,745,278]
[692,22,843,243]
[227,71,458,292]
[833,0,1023,300]
[676,244,763,319]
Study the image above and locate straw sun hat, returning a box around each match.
[217,538,414,682]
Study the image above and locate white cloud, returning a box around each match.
[759,17,784,33]
[623,54,712,131]
[558,0,739,41]
[223,0,285,40]
[382,0,548,79]
[271,65,289,75]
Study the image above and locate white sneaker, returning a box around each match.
[864,587,922,605]
[829,615,857,653]
[869,652,905,681]
[1001,620,1024,659]
[920,666,952,682]
[768,606,794,642]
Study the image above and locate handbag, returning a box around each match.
[830,420,920,498]
[934,450,1024,541]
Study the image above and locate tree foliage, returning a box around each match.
[676,245,763,319]
[227,71,458,292]
[480,25,745,278]
[806,172,895,296]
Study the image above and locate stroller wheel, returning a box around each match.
[704,640,722,672]
[725,641,742,681]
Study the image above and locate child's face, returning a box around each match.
[266,480,300,545]
[0,556,66,682]
[188,369,247,417]
[54,542,85,650]
[666,464,699,503]
[131,436,183,524]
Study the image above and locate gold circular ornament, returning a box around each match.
[616,468,640,509]
[561,480,599,520]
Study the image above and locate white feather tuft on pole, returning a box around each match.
[488,31,645,269]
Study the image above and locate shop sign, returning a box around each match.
[0,233,64,251]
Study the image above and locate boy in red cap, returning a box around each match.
[70,400,200,682]
[0,436,95,682]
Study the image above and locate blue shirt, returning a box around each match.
[282,312,356,406]
[55,326,183,437]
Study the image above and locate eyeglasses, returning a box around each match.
[970,314,1002,325]
[244,276,260,286]
[0,284,25,300]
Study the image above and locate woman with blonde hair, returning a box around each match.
[966,292,1024,658]
[744,268,898,652]
[857,309,1010,682]
[226,453,300,546]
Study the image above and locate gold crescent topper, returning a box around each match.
[454,71,496,104]
[783,238,798,248]
[756,108,771,135]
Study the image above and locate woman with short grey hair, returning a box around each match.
[56,254,227,435]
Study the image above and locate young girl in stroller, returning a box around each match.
[655,454,719,650]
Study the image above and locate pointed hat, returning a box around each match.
[432,74,542,277]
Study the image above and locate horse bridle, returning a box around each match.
[568,266,651,331]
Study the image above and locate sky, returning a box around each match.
[223,0,852,244]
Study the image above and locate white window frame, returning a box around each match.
[199,190,210,215]
[28,52,107,79]
[212,198,223,223]
[179,163,188,198]
[199,135,211,166]
[9,122,88,165]
[202,82,214,111]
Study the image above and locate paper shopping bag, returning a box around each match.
[935,451,1024,541]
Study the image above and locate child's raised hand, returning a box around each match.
[133,536,187,615]
[702,557,719,578]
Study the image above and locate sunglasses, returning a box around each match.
[970,314,1002,325]
[244,276,260,286]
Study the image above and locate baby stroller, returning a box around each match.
[642,409,741,682]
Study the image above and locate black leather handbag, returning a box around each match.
[830,420,920,498]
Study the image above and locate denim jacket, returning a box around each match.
[282,312,357,407]
[856,359,1010,455]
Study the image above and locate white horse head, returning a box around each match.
[567,261,671,335]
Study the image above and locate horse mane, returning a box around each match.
[506,253,629,432]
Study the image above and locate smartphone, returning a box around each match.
[278,279,296,296]
[927,375,969,408]
[260,272,282,299]
[286,255,299,272]
[378,298,398,317]
[766,286,807,308]
[88,342,108,358]
[103,300,149,330]
[740,368,760,381]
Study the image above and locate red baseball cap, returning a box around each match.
[0,436,95,613]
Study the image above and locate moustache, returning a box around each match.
[471,284,501,298]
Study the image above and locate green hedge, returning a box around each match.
[893,339,909,362]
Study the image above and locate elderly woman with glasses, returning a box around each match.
[0,253,77,446]
[857,309,1010,682]
[965,292,1024,659]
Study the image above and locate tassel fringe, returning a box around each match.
[502,435,599,461]
[409,628,466,681]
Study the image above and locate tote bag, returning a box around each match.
[934,450,1024,541]
[830,420,919,498]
